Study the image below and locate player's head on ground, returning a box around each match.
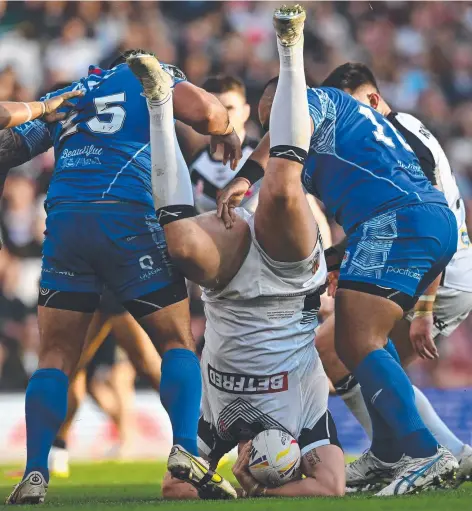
[202,75,250,135]
[322,62,389,115]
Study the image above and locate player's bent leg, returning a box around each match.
[335,289,457,495]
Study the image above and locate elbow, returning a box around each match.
[326,480,345,497]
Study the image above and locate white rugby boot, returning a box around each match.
[49,446,70,478]
[456,443,472,485]
[126,51,172,102]
[376,446,458,496]
[6,471,48,505]
[167,445,237,500]
[346,450,395,492]
[273,4,306,47]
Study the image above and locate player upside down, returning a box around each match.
[219,5,459,497]
[127,6,345,499]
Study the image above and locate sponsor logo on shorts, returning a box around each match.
[208,364,288,394]
[42,267,75,277]
[39,288,50,296]
[139,255,154,270]
[385,266,421,280]
[433,314,447,332]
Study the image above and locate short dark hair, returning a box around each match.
[321,63,379,92]
[261,73,317,95]
[262,76,279,93]
[202,75,246,99]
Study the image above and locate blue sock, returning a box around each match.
[384,338,400,364]
[354,349,438,460]
[160,349,201,456]
[24,369,69,482]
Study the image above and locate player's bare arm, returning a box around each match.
[0,90,83,129]
[232,441,344,498]
[0,129,30,197]
[173,81,242,170]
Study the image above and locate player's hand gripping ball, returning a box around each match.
[248,430,301,487]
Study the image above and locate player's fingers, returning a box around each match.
[210,138,217,155]
[60,90,84,100]
[225,207,234,229]
[222,204,232,229]
[426,341,439,359]
[229,206,237,223]
[223,145,230,167]
[233,146,243,170]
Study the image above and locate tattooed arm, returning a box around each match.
[0,119,54,198]
[0,129,29,197]
[233,442,345,498]
[263,446,345,497]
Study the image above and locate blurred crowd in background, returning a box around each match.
[1,0,472,391]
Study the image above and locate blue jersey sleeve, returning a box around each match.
[307,88,335,135]
[12,120,53,159]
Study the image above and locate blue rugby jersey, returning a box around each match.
[302,87,447,234]
[13,63,184,209]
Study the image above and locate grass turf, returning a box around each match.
[0,461,471,510]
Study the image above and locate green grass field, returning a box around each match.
[0,461,471,511]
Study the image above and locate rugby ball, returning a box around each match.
[248,430,301,487]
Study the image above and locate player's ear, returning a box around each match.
[368,93,380,110]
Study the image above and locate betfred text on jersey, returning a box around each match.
[208,365,288,394]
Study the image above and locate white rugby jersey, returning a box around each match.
[201,208,327,375]
[387,112,472,293]
[190,137,259,214]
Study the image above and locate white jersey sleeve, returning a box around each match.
[388,112,472,293]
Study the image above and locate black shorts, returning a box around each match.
[197,410,341,468]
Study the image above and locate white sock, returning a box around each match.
[413,385,464,456]
[148,96,193,209]
[270,36,310,151]
[341,383,373,440]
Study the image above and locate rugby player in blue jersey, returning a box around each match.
[5,52,240,504]
[218,6,459,496]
